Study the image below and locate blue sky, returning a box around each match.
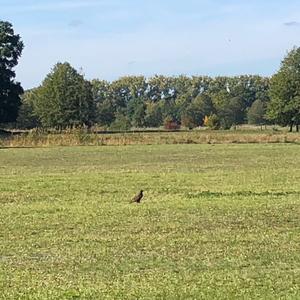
[2,0,300,89]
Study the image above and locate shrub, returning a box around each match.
[163,116,180,130]
[110,113,131,131]
[205,114,220,130]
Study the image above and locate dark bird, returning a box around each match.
[131,190,143,203]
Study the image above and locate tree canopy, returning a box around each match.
[32,62,95,128]
[19,70,271,130]
[248,99,267,125]
[267,47,300,132]
[0,21,24,124]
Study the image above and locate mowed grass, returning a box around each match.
[0,144,300,299]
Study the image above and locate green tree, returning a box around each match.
[110,76,147,108]
[110,110,131,131]
[180,105,198,129]
[190,76,212,98]
[95,99,115,126]
[228,75,270,109]
[144,101,163,127]
[247,99,267,125]
[16,89,40,129]
[0,21,24,124]
[192,93,215,125]
[91,79,114,125]
[210,89,244,129]
[147,75,171,101]
[33,62,95,128]
[127,97,146,127]
[267,47,300,132]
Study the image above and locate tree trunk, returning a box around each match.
[296,124,299,132]
[289,124,293,132]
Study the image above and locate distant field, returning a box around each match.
[0,144,300,299]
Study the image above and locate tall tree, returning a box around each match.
[180,93,215,128]
[247,99,267,125]
[144,101,163,127]
[110,76,147,108]
[267,47,300,132]
[91,79,114,125]
[0,21,24,124]
[33,62,95,128]
[127,97,146,127]
[16,89,40,129]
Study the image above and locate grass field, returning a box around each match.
[0,144,300,299]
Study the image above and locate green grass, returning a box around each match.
[0,144,300,299]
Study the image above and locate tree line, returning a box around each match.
[18,68,270,130]
[1,21,299,132]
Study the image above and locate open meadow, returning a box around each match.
[0,143,300,299]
